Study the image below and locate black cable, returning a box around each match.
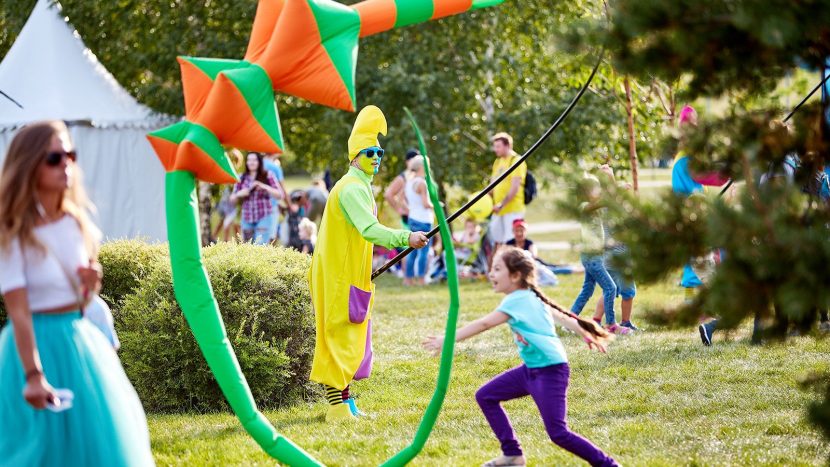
[0,89,23,109]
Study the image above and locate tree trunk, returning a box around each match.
[624,77,639,193]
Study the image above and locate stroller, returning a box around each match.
[428,221,492,282]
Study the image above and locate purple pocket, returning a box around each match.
[348,285,372,324]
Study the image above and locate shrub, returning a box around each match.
[98,240,169,308]
[114,241,316,413]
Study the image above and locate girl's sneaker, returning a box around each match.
[620,321,640,331]
[606,323,632,335]
[481,455,526,467]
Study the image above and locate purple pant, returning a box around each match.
[475,363,618,466]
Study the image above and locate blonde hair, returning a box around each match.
[0,121,100,257]
[495,247,612,342]
[491,132,513,147]
[299,217,317,243]
[409,155,428,171]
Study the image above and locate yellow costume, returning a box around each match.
[309,106,411,402]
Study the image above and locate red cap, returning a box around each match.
[512,218,528,229]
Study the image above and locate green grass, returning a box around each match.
[147,275,829,466]
[174,168,827,464]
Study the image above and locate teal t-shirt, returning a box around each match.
[497,289,568,368]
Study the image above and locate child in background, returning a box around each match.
[453,218,481,264]
[423,247,617,467]
[285,191,305,251]
[506,218,558,287]
[593,168,639,331]
[299,218,317,255]
[571,172,631,335]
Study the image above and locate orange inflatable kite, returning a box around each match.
[148,0,504,182]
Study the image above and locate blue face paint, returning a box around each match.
[356,146,384,175]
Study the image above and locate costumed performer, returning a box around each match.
[309,105,429,421]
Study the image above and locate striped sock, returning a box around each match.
[325,386,343,406]
[341,385,350,402]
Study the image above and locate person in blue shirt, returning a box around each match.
[423,247,617,467]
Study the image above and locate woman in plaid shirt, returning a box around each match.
[231,152,283,244]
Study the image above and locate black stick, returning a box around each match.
[782,73,830,124]
[0,89,23,109]
[372,53,605,280]
[718,72,830,197]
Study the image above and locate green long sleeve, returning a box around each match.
[339,169,411,249]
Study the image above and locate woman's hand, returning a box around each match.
[23,373,57,410]
[77,261,102,300]
[422,335,444,356]
[235,188,251,198]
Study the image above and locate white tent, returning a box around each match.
[0,0,173,241]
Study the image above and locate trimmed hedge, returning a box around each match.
[114,241,316,412]
[98,240,169,307]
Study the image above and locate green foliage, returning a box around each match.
[109,241,316,413]
[564,0,830,99]
[98,240,169,307]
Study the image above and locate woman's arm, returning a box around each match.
[384,176,407,215]
[255,177,283,200]
[581,199,607,213]
[230,182,249,202]
[416,179,433,209]
[4,289,56,408]
[423,310,510,355]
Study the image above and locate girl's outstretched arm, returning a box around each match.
[422,310,510,356]
[548,306,609,353]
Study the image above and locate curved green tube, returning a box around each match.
[165,170,322,466]
[381,109,460,466]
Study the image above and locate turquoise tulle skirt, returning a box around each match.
[0,312,154,466]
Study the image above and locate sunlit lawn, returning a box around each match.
[147,274,829,466]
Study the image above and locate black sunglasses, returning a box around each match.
[45,150,77,166]
[360,148,384,158]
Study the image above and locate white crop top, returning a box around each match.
[404,176,434,224]
[0,215,90,312]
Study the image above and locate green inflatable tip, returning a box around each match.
[471,0,505,9]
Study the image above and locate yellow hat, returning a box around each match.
[348,105,387,161]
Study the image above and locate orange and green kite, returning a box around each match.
[148,0,504,177]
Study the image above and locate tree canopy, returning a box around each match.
[1,0,669,188]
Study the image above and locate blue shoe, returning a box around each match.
[620,321,640,331]
[698,323,712,346]
[345,398,366,417]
